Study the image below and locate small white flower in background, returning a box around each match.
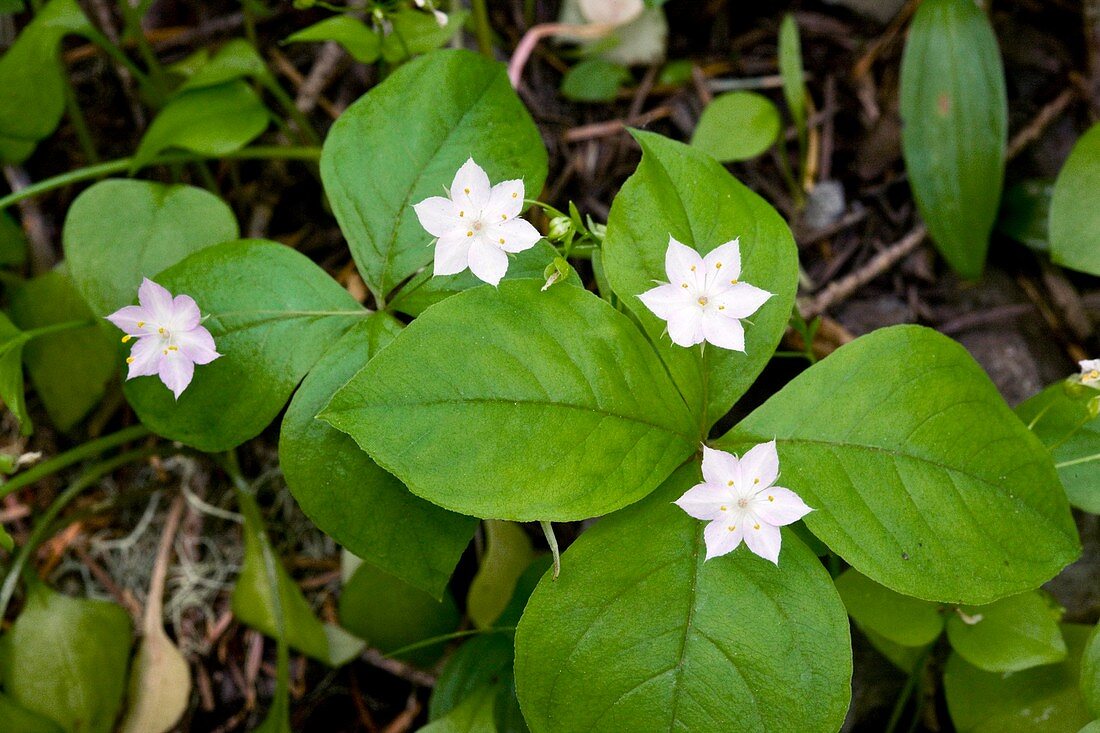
[675,442,812,564]
[577,0,644,26]
[412,0,448,27]
[414,158,542,286]
[638,236,773,351]
[1079,359,1100,386]
[106,278,220,400]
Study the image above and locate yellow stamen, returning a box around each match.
[467,231,474,237]
[730,279,739,285]
[715,262,722,269]
[501,214,507,220]
[168,345,179,351]
[727,480,733,486]
[753,478,759,484]
[136,321,144,328]
[720,505,728,511]
[158,327,166,335]
[697,296,708,306]
[162,349,168,355]
[512,192,518,198]
[499,238,506,244]
[718,305,726,311]
[459,211,465,217]
[681,283,689,289]
[121,335,131,343]
[464,187,470,194]
[126,356,135,364]
[753,523,760,530]
[727,525,736,532]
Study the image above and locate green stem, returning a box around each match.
[0,147,322,211]
[0,424,151,502]
[384,626,517,659]
[261,77,322,147]
[470,0,494,57]
[24,319,97,341]
[0,447,158,619]
[118,0,169,100]
[540,520,561,579]
[884,648,929,733]
[61,73,99,163]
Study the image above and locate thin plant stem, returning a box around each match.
[470,0,494,57]
[24,319,97,341]
[261,77,322,147]
[384,626,517,659]
[540,520,560,579]
[884,648,929,733]
[61,74,99,163]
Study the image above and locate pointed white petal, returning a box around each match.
[126,336,163,379]
[487,217,541,253]
[174,326,220,365]
[700,311,745,351]
[701,445,741,488]
[701,238,741,286]
[754,487,813,527]
[137,278,174,324]
[703,518,745,560]
[665,236,703,284]
[715,282,773,319]
[637,283,688,320]
[414,196,463,238]
[674,482,729,521]
[434,232,473,277]
[158,353,195,400]
[169,294,201,331]
[743,520,782,565]
[740,439,780,489]
[450,158,491,211]
[665,306,704,347]
[106,305,155,336]
[482,179,526,223]
[467,239,509,286]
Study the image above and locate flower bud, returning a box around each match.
[548,216,574,241]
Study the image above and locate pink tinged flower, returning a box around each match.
[106,278,220,400]
[413,158,542,286]
[637,236,773,351]
[675,441,812,565]
[1080,359,1100,386]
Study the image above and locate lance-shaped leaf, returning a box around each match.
[322,280,697,521]
[466,520,534,629]
[1051,124,1100,276]
[320,49,546,300]
[602,130,798,429]
[717,325,1080,604]
[514,464,852,733]
[124,240,364,452]
[899,0,1007,278]
[0,314,30,434]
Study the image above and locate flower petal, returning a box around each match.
[487,217,541,253]
[700,311,745,351]
[106,305,154,336]
[467,239,509,286]
[158,352,195,400]
[742,520,782,565]
[701,238,741,287]
[740,439,780,489]
[434,231,473,277]
[169,294,201,331]
[665,306,704,347]
[754,487,812,527]
[665,236,703,285]
[126,336,162,379]
[482,179,526,223]
[714,282,773,319]
[701,445,741,488]
[175,326,220,365]
[137,278,174,324]
[450,158,491,211]
[674,482,730,521]
[637,283,687,320]
[703,518,745,561]
[414,196,463,238]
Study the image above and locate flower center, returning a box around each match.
[737,497,748,508]
[1087,370,1100,382]
[697,296,708,307]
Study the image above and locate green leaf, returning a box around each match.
[420,684,497,733]
[431,632,515,721]
[284,16,381,63]
[0,1,26,14]
[177,38,270,91]
[123,240,363,452]
[320,49,547,300]
[338,560,460,666]
[1083,624,1100,718]
[946,591,1067,672]
[778,14,805,132]
[380,9,468,64]
[834,568,944,647]
[560,58,630,103]
[0,584,131,733]
[691,91,780,162]
[514,464,851,733]
[0,525,11,552]
[899,0,1007,278]
[1052,123,1100,275]
[855,621,931,673]
[64,179,239,316]
[0,212,28,266]
[280,314,476,598]
[0,0,92,163]
[0,314,31,435]
[322,280,697,521]
[601,130,799,429]
[716,325,1080,604]
[0,692,64,733]
[232,489,364,667]
[945,624,1094,733]
[467,521,534,629]
[131,81,270,171]
[1080,723,1100,733]
[1016,382,1100,513]
[8,272,115,432]
[998,179,1052,252]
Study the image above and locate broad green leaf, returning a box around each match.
[420,684,497,733]
[178,38,269,91]
[778,14,805,132]
[284,16,381,63]
[947,591,1066,672]
[999,179,1052,252]
[514,464,852,733]
[320,49,547,300]
[855,621,930,673]
[945,624,1094,733]
[8,272,115,432]
[233,489,364,667]
[388,241,567,317]
[322,280,697,521]
[691,91,780,162]
[899,0,1007,278]
[124,240,363,452]
[560,58,630,103]
[131,81,270,171]
[1080,723,1100,733]
[0,0,92,163]
[0,212,28,266]
[280,314,476,598]
[602,130,799,429]
[338,561,460,666]
[496,555,553,627]
[0,584,131,733]
[1084,624,1100,718]
[1052,123,1100,275]
[716,325,1080,604]
[467,521,534,629]
[0,691,64,733]
[64,179,239,316]
[834,568,944,647]
[431,633,515,721]
[1016,382,1100,513]
[380,9,469,63]
[0,314,31,434]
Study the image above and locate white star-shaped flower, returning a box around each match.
[1079,359,1100,386]
[675,442,812,564]
[637,236,773,351]
[413,158,542,286]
